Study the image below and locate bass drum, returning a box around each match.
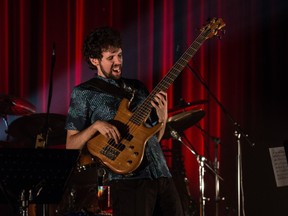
[76,149,97,172]
[76,144,104,172]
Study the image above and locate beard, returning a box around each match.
[99,63,121,80]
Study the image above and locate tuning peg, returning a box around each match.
[217,29,226,40]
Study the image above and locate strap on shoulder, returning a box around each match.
[82,78,133,100]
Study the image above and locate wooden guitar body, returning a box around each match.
[87,98,163,174]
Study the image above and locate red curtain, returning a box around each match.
[1,0,287,215]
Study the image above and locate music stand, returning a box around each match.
[0,148,79,215]
[284,140,288,163]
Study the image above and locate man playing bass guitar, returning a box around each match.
[65,26,184,216]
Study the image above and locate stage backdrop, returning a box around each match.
[0,0,287,215]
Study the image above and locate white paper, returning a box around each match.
[269,146,288,187]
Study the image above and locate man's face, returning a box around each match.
[91,47,123,80]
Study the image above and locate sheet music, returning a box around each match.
[269,147,288,187]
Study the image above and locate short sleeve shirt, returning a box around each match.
[65,76,171,180]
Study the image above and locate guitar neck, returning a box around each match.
[151,30,209,95]
[130,20,220,125]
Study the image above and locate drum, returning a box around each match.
[76,145,98,172]
[28,204,58,216]
[77,152,96,172]
[56,161,111,216]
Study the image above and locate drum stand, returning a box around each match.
[1,114,10,141]
[186,64,255,216]
[168,126,223,216]
[214,139,223,216]
[194,124,224,216]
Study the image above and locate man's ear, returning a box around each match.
[90,58,99,66]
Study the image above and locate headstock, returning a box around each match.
[201,18,226,39]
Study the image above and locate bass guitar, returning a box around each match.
[87,18,225,174]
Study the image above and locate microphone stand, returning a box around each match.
[45,43,56,148]
[168,126,223,216]
[36,43,56,149]
[186,63,255,216]
[34,43,56,216]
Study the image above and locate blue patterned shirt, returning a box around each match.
[65,76,171,180]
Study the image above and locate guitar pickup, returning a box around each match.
[125,134,133,141]
[100,145,120,161]
[108,139,125,151]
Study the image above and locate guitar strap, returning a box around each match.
[81,77,134,100]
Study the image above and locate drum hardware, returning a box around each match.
[214,138,225,216]
[0,94,36,116]
[168,98,208,114]
[162,107,206,215]
[194,124,225,216]
[0,114,9,141]
[163,108,205,140]
[7,113,67,148]
[185,63,255,216]
[0,94,36,142]
[166,124,223,216]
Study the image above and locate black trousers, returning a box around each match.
[110,177,184,216]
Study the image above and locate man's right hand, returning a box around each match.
[93,120,121,144]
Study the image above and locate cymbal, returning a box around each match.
[7,113,67,146]
[168,99,208,113]
[162,109,205,139]
[0,94,36,116]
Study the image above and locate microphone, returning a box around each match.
[52,43,56,55]
[51,43,56,69]
[210,136,221,145]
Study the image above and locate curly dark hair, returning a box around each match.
[83,26,122,70]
